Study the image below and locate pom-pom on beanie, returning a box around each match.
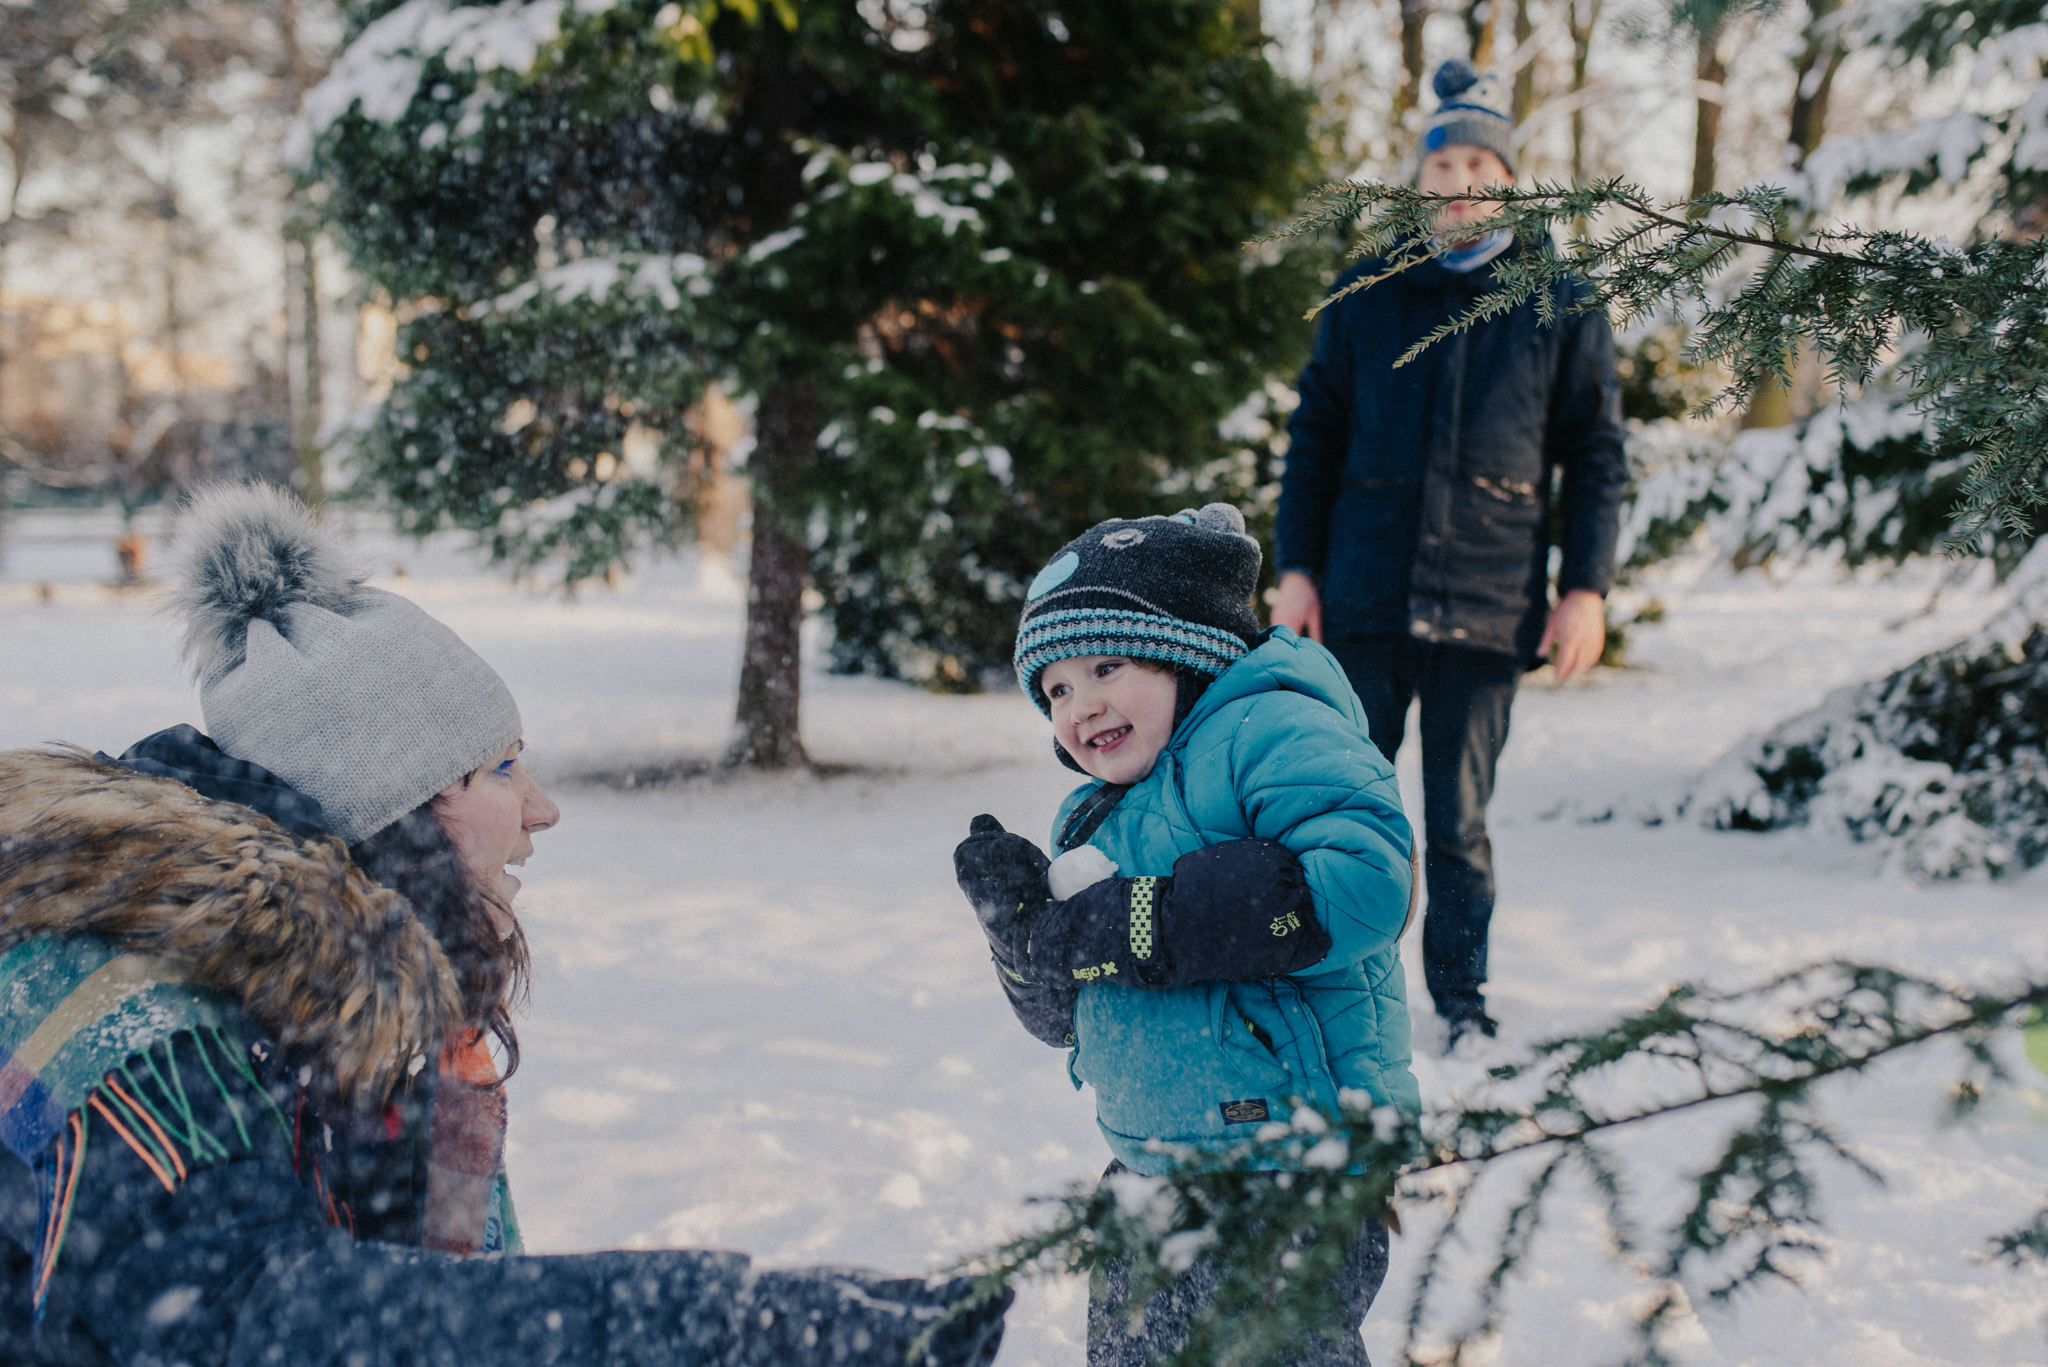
[1014,503,1263,715]
[1420,58,1516,176]
[170,483,523,845]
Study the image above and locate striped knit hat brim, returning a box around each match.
[1016,602,1251,711]
[1012,503,1263,715]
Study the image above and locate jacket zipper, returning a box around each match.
[1274,980,1340,1105]
[1156,752,1200,839]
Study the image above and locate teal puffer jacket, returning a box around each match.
[1053,628,1418,1174]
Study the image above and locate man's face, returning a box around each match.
[1040,654,1180,786]
[1417,144,1513,243]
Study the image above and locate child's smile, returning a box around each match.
[1040,655,1180,785]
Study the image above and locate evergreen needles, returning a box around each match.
[970,963,2048,1366]
[300,0,1328,692]
[1273,180,2048,550]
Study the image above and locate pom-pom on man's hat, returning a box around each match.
[1014,503,1263,714]
[170,483,523,845]
[1421,58,1516,175]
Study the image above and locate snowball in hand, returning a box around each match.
[1048,845,1119,900]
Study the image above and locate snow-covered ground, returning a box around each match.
[3,506,2043,1365]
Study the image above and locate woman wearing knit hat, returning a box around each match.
[1273,58,1629,1053]
[954,503,1418,1365]
[0,484,1007,1365]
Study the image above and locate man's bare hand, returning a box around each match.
[1537,588,1606,682]
[1271,571,1323,643]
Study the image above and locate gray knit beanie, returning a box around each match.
[1420,59,1516,176]
[170,484,523,845]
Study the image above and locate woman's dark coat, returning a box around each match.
[0,739,1005,1367]
[1276,239,1630,662]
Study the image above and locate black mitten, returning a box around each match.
[954,815,1075,1046]
[953,814,1051,943]
[1023,839,1331,989]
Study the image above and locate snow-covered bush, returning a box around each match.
[1687,545,2048,879]
[1614,391,2003,576]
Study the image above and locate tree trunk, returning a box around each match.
[278,0,325,509]
[1463,0,1498,66]
[155,176,191,499]
[285,218,324,508]
[1690,29,1726,201]
[1786,0,1842,167]
[1568,0,1602,235]
[1743,0,1841,430]
[1307,0,1363,161]
[1510,0,1535,121]
[1396,0,1429,122]
[726,375,814,769]
[0,123,23,429]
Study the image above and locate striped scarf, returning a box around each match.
[422,1029,520,1257]
[1,934,518,1320]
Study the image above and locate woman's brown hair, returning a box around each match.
[350,800,528,1078]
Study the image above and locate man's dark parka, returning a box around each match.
[1276,239,1629,661]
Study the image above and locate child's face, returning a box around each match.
[1418,144,1512,241]
[1040,655,1180,786]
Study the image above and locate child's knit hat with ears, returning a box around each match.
[1013,503,1263,715]
[1421,58,1517,176]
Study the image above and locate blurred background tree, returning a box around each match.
[0,0,335,548]
[297,0,1325,767]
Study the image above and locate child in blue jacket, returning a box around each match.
[954,503,1417,1366]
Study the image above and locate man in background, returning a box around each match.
[1271,59,1628,1051]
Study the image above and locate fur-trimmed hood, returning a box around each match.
[0,747,462,1107]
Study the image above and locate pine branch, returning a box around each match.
[967,963,2048,1366]
[1266,179,2048,552]
[1992,1207,2048,1268]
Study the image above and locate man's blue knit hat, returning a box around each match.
[1014,503,1262,714]
[1420,59,1516,175]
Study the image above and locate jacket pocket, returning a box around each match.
[1075,986,1294,1148]
[1265,980,1343,1113]
[1469,474,1539,506]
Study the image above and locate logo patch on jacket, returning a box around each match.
[1219,1098,1270,1125]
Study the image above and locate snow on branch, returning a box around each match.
[1619,394,1954,572]
[963,962,2048,1366]
[806,151,995,236]
[1683,539,2048,878]
[285,0,607,164]
[1777,112,1990,207]
[471,251,716,317]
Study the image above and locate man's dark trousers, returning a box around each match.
[1326,633,1520,1020]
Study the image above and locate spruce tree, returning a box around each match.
[1608,0,2048,577]
[297,0,1322,763]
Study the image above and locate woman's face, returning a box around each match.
[432,740,560,925]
